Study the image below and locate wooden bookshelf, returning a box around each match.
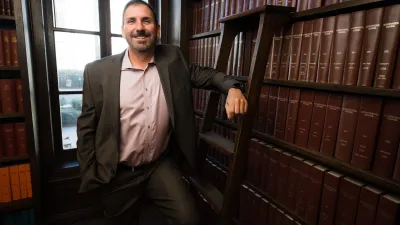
[189,29,222,40]
[0,198,33,214]
[230,76,400,99]
[0,113,25,120]
[0,67,20,71]
[0,155,29,165]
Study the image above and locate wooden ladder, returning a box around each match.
[187,5,295,225]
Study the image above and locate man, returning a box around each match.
[76,1,247,224]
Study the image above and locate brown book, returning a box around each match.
[343,10,366,85]
[357,8,384,86]
[2,123,16,156]
[279,25,293,80]
[295,160,317,217]
[267,148,282,197]
[274,87,289,139]
[298,21,313,81]
[334,177,366,225]
[271,28,284,79]
[308,0,322,9]
[261,143,273,193]
[334,95,361,162]
[320,94,343,156]
[283,214,294,225]
[0,79,17,113]
[307,18,323,82]
[285,155,305,211]
[15,79,23,113]
[308,92,329,152]
[2,30,11,67]
[268,203,277,225]
[305,165,329,225]
[266,86,279,135]
[355,185,383,225]
[392,46,400,89]
[257,85,270,133]
[328,13,351,84]
[0,30,4,67]
[374,194,400,225]
[318,171,344,225]
[14,123,27,156]
[284,89,301,143]
[18,165,28,199]
[276,151,293,203]
[372,101,400,177]
[316,16,336,83]
[373,5,400,88]
[351,97,383,169]
[393,145,400,182]
[265,45,273,79]
[288,22,304,81]
[294,90,314,147]
[9,30,18,67]
[296,0,309,11]
[324,0,338,5]
[0,167,11,202]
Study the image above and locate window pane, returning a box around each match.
[53,0,99,31]
[112,37,128,55]
[55,32,100,91]
[110,0,148,34]
[60,94,82,150]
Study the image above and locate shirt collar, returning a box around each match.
[121,48,155,70]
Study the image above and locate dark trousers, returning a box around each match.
[101,155,199,225]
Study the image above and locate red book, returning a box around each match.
[261,143,273,193]
[266,86,279,135]
[307,92,329,152]
[305,165,329,225]
[267,148,282,198]
[0,79,17,113]
[279,25,293,80]
[276,151,293,203]
[355,185,383,225]
[298,21,313,81]
[274,87,289,139]
[9,30,18,67]
[14,123,27,156]
[288,22,304,81]
[284,89,301,143]
[257,85,270,133]
[2,123,16,156]
[285,155,305,211]
[392,45,400,89]
[318,171,344,225]
[393,145,400,182]
[295,160,316,217]
[294,90,314,147]
[15,79,24,113]
[0,30,4,67]
[374,194,400,225]
[307,18,323,82]
[320,94,343,156]
[2,30,11,67]
[334,95,361,162]
[316,16,336,83]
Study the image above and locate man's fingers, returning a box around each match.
[234,99,240,114]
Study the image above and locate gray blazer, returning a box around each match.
[76,44,240,193]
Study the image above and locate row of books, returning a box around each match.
[0,164,32,203]
[190,0,356,35]
[0,122,28,158]
[2,209,35,225]
[0,29,18,68]
[264,5,400,89]
[0,0,13,17]
[0,79,24,114]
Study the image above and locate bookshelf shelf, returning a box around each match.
[0,67,20,71]
[0,113,24,119]
[231,76,400,99]
[0,15,15,21]
[0,155,29,165]
[189,29,222,40]
[187,176,224,213]
[0,198,33,214]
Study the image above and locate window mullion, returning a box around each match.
[99,0,112,57]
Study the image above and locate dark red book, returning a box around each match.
[334,177,366,225]
[283,214,294,225]
[257,85,270,133]
[286,155,305,211]
[316,16,336,83]
[374,194,400,225]
[318,171,344,225]
[268,203,277,225]
[279,25,293,80]
[261,143,273,193]
[288,22,304,81]
[274,87,290,139]
[2,30,11,67]
[260,197,269,225]
[307,18,323,82]
[0,30,4,67]
[276,151,293,204]
[294,90,315,147]
[393,145,400,182]
[320,94,343,156]
[0,79,17,113]
[308,92,329,152]
[295,160,317,217]
[298,21,314,81]
[284,89,301,143]
[239,185,249,224]
[351,97,383,169]
[267,148,282,197]
[305,165,329,225]
[392,46,400,89]
[355,185,383,225]
[266,86,279,136]
[271,28,284,79]
[334,95,361,162]
[14,123,27,156]
[2,123,16,156]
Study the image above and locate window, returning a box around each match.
[45,0,153,164]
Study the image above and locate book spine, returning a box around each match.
[374,194,400,225]
[355,186,383,225]
[284,89,301,143]
[320,94,343,156]
[294,90,315,147]
[286,156,305,211]
[266,86,279,136]
[316,16,336,83]
[274,87,290,140]
[279,25,293,80]
[267,148,282,197]
[393,145,400,182]
[318,171,344,225]
[307,92,329,152]
[276,152,292,203]
[298,21,314,81]
[271,28,284,79]
[295,160,316,217]
[307,18,323,82]
[0,79,17,113]
[0,30,4,67]
[392,46,400,89]
[288,22,305,81]
[305,165,328,225]
[257,85,270,133]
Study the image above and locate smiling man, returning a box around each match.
[76,1,247,224]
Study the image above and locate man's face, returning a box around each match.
[121,4,159,53]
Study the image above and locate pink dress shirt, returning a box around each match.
[119,49,171,167]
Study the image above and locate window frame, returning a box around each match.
[43,0,156,170]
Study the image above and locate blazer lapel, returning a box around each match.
[154,46,175,127]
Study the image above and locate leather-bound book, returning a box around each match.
[334,95,361,162]
[246,138,258,185]
[267,148,282,198]
[334,177,366,225]
[296,0,309,11]
[374,194,400,225]
[2,124,16,157]
[253,141,264,188]
[328,13,351,84]
[279,25,293,80]
[9,30,18,67]
[266,86,279,135]
[355,185,383,225]
[268,203,277,225]
[284,89,301,143]
[307,18,323,82]
[372,100,400,177]
[343,10,366,85]
[295,160,317,217]
[257,85,270,133]
[308,92,329,152]
[0,30,4,67]
[320,93,343,156]
[318,171,344,225]
[260,197,269,225]
[305,165,329,225]
[285,155,305,211]
[373,4,400,88]
[393,144,400,182]
[274,87,290,140]
[276,151,293,204]
[392,46,400,89]
[288,22,305,81]
[271,28,284,79]
[0,79,17,113]
[298,21,314,81]
[357,7,384,87]
[2,30,11,67]
[294,90,315,147]
[276,209,285,225]
[316,16,336,83]
[351,97,383,169]
[261,143,273,193]
[14,123,27,156]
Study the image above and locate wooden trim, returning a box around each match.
[0,113,24,119]
[0,15,15,21]
[0,155,29,165]
[52,27,100,36]
[0,67,20,71]
[219,5,295,23]
[99,0,112,57]
[188,29,222,40]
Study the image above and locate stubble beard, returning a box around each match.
[128,34,157,53]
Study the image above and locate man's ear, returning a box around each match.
[121,25,125,38]
[157,24,161,39]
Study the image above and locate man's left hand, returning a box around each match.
[225,88,248,120]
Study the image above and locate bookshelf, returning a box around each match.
[188,0,400,224]
[0,0,41,223]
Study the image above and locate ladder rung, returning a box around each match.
[199,131,235,155]
[219,5,295,24]
[188,176,224,213]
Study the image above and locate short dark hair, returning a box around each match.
[122,0,158,26]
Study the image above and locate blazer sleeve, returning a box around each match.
[176,46,241,94]
[76,63,98,180]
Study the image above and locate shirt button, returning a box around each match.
[145,88,148,91]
